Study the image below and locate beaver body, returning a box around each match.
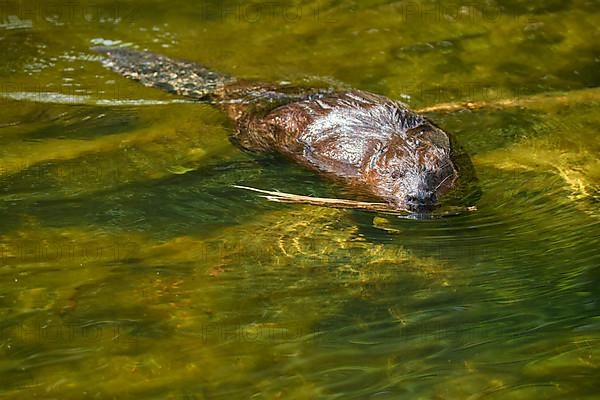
[95,47,459,212]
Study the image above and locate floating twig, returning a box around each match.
[416,87,600,114]
[233,185,476,217]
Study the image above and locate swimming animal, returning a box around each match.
[94,47,463,212]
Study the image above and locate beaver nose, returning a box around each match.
[406,193,436,211]
[406,193,435,204]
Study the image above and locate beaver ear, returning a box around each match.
[408,125,450,150]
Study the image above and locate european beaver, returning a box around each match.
[94,47,461,212]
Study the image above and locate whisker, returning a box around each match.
[435,173,453,191]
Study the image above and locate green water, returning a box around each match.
[1,0,599,398]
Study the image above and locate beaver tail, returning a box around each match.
[92,47,234,102]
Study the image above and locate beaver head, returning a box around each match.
[366,124,458,212]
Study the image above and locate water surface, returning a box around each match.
[1,0,599,398]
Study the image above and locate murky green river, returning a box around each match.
[1,0,599,398]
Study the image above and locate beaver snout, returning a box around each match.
[405,193,436,212]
